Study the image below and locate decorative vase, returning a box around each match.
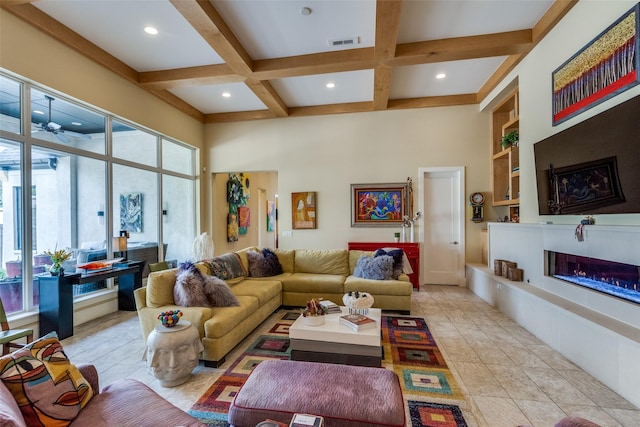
[401,227,406,243]
[342,291,374,315]
[158,310,183,328]
[49,263,62,276]
[410,223,415,243]
[303,315,325,326]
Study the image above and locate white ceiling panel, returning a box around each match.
[271,70,374,107]
[169,83,266,114]
[212,0,376,60]
[33,0,224,71]
[390,57,507,99]
[398,0,554,42]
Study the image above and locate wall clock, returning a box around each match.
[470,192,485,205]
[470,192,484,222]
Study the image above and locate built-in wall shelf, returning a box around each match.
[491,88,519,216]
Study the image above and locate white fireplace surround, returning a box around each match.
[466,223,640,408]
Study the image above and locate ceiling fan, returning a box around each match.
[33,95,89,143]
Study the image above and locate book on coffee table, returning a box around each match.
[290,414,323,427]
[319,300,341,314]
[339,314,376,331]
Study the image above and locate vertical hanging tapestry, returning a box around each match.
[227,173,250,242]
[552,4,640,125]
[120,192,143,233]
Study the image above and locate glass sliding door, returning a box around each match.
[162,174,195,263]
[0,139,25,314]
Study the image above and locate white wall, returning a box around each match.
[206,106,491,261]
[482,0,640,226]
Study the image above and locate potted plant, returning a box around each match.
[501,130,519,149]
[44,247,73,276]
[301,298,327,326]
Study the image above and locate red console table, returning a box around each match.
[348,242,420,290]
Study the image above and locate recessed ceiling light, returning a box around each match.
[71,122,82,126]
[144,26,158,35]
[300,7,312,16]
[33,110,44,115]
[222,92,231,98]
[436,73,446,79]
[326,83,335,89]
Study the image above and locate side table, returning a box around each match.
[145,320,203,387]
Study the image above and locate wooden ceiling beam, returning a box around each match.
[245,79,288,117]
[252,48,376,80]
[373,0,402,110]
[388,94,478,110]
[170,0,253,75]
[139,64,243,90]
[147,89,205,122]
[205,110,276,123]
[533,0,579,43]
[393,30,532,66]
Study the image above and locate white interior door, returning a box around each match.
[419,167,465,286]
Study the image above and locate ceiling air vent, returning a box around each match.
[328,37,360,48]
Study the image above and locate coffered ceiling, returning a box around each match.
[2,0,577,123]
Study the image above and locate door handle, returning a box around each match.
[450,241,458,245]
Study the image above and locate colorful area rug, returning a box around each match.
[189,311,467,427]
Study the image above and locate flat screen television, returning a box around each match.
[534,95,640,215]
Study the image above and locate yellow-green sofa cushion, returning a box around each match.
[275,249,295,273]
[146,268,178,307]
[294,249,349,275]
[281,273,346,294]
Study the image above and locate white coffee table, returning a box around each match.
[288,306,382,367]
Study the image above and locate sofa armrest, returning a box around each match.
[134,287,147,310]
[78,364,100,395]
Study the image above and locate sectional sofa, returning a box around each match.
[134,247,413,367]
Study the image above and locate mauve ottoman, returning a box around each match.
[228,360,405,427]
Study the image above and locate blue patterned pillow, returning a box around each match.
[353,255,394,280]
[375,248,404,279]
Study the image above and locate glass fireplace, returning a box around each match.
[548,251,640,304]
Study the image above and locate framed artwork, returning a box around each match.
[120,192,142,232]
[552,3,640,125]
[238,206,250,235]
[227,212,239,242]
[292,192,316,229]
[351,183,409,227]
[267,200,276,232]
[548,156,625,214]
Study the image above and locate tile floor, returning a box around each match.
[61,285,640,427]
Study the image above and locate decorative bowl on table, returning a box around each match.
[343,291,374,315]
[157,310,183,328]
[301,298,326,326]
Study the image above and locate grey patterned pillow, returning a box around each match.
[353,255,394,280]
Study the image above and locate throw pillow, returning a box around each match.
[247,248,283,277]
[174,262,210,307]
[375,248,404,279]
[202,275,240,307]
[0,332,93,427]
[202,252,247,281]
[353,255,394,280]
